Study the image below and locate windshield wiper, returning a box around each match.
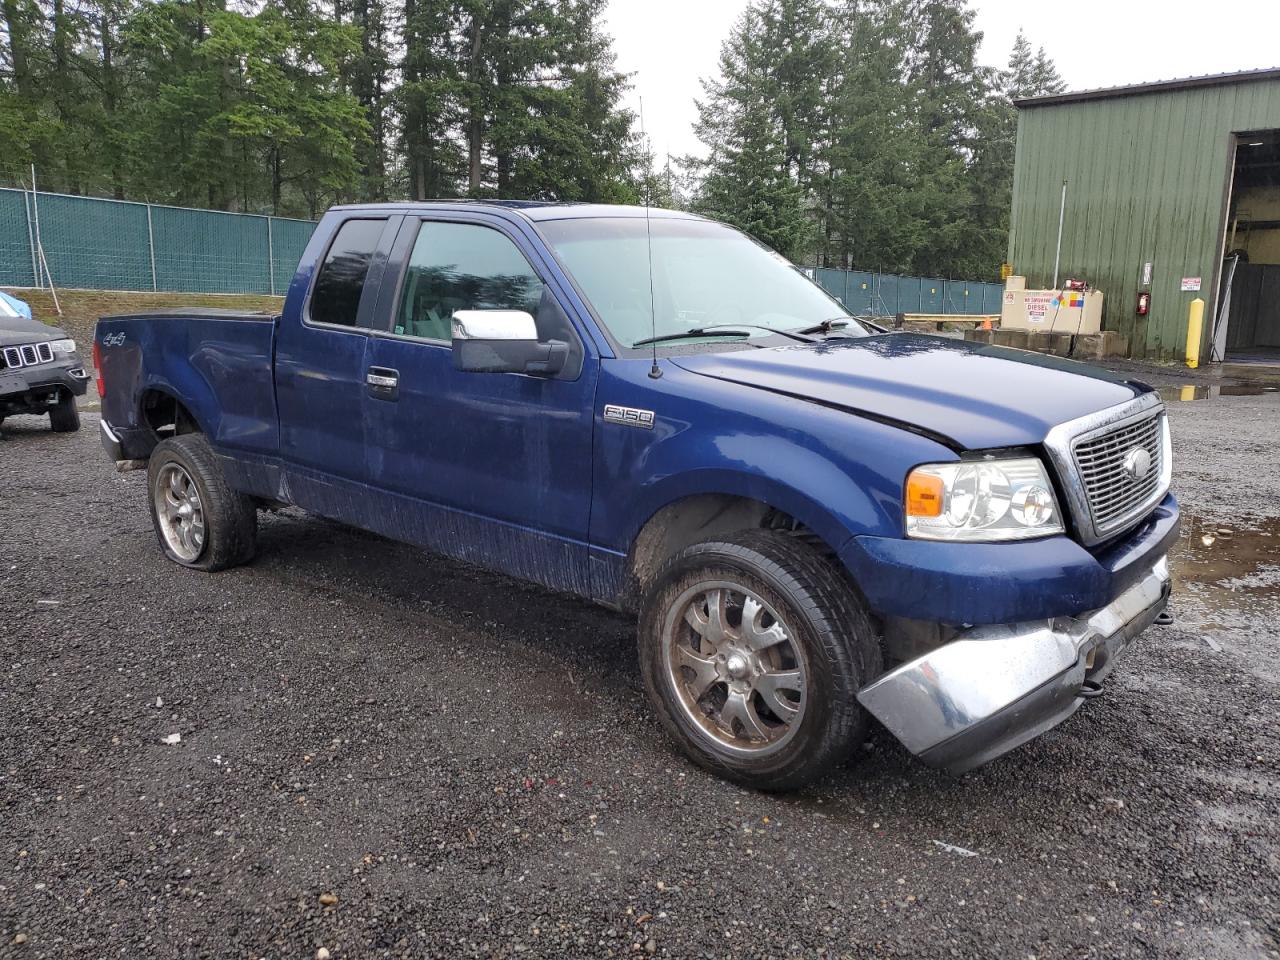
[717,323,817,343]
[632,327,754,347]
[795,317,853,335]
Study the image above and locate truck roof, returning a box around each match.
[328,200,704,223]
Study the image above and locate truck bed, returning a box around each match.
[97,308,281,460]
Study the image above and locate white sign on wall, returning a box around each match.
[1181,277,1202,292]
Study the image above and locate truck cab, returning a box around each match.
[95,202,1178,790]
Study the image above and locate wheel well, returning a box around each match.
[141,390,200,442]
[625,494,833,608]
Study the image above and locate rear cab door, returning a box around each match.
[274,211,401,510]
[359,208,601,595]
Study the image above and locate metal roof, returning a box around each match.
[1015,66,1280,109]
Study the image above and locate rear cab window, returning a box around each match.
[307,218,387,328]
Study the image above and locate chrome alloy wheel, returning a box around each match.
[661,581,808,757]
[154,462,205,562]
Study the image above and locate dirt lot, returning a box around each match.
[1,392,1278,959]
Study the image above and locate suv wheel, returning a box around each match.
[49,393,80,432]
[639,530,881,791]
[147,434,257,571]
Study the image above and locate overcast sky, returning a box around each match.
[607,0,1280,161]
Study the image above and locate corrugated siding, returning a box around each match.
[1008,77,1280,358]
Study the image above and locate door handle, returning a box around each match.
[366,366,399,400]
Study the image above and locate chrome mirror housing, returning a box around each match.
[451,309,538,342]
[450,309,566,377]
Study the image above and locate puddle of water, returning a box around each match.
[1169,514,1280,598]
[1158,383,1280,401]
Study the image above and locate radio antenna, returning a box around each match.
[640,97,661,379]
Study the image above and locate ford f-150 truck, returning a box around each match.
[95,202,1178,790]
[1,292,88,432]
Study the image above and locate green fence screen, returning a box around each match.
[0,188,316,296]
[2,188,1002,312]
[814,267,1003,317]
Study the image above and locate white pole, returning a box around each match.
[23,188,37,284]
[29,164,44,287]
[37,245,61,315]
[146,204,158,292]
[267,217,275,295]
[1052,179,1067,289]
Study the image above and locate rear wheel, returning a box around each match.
[638,530,881,791]
[147,433,257,571]
[49,393,79,432]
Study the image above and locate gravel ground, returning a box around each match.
[1,395,1278,960]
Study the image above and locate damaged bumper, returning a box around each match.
[856,556,1171,774]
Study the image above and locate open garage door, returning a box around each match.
[1217,132,1280,360]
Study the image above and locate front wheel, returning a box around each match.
[49,393,80,432]
[146,433,257,571]
[638,530,881,791]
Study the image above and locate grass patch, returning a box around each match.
[2,288,284,348]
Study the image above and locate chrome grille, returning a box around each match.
[1072,410,1165,535]
[1,342,56,369]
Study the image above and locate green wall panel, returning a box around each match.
[1008,76,1280,358]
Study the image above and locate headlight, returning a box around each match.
[905,456,1064,542]
[49,338,77,354]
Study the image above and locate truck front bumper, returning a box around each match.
[856,556,1170,774]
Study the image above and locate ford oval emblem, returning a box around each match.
[1122,447,1152,481]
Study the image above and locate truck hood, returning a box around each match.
[670,334,1149,450]
[0,315,66,347]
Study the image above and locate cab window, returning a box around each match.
[309,218,385,328]
[395,222,546,341]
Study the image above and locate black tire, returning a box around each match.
[638,529,882,792]
[146,433,257,571]
[49,393,80,432]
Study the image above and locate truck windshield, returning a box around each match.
[538,217,865,349]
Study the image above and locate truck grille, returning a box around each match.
[1072,410,1166,536]
[1,342,54,370]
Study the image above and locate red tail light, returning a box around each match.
[93,341,105,398]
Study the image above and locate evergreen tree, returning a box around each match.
[0,0,1067,281]
[820,0,923,271]
[399,0,466,199]
[689,1,827,260]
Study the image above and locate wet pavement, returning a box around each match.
[1158,383,1280,402]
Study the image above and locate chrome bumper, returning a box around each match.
[100,419,124,461]
[857,557,1171,774]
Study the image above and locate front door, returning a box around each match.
[361,214,599,595]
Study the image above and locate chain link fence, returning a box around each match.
[0,188,315,296]
[813,267,1003,317]
[1,187,1003,314]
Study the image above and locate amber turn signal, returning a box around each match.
[905,470,945,517]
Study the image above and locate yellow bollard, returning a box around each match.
[1185,297,1204,368]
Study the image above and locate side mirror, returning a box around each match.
[451,310,568,377]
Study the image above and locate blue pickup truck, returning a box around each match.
[95,202,1177,790]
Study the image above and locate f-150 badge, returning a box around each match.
[603,404,654,429]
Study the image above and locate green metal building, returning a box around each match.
[1008,68,1280,361]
